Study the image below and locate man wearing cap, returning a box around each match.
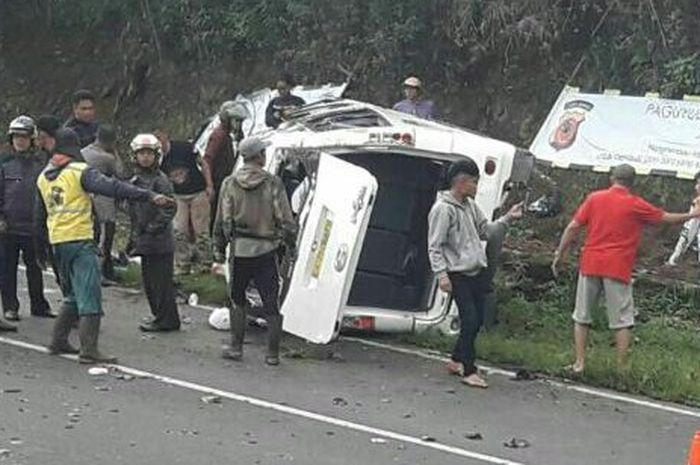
[212,136,297,366]
[203,101,248,233]
[428,159,522,389]
[393,76,439,120]
[82,125,124,282]
[35,128,173,364]
[36,115,61,159]
[552,164,700,374]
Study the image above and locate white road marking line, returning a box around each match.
[342,337,700,420]
[0,336,524,465]
[26,266,700,420]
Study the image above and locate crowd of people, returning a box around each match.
[2,73,691,387]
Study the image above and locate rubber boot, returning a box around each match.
[78,314,117,364]
[48,304,79,354]
[222,305,246,361]
[265,314,283,366]
[0,315,17,332]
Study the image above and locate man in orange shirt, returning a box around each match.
[552,164,700,373]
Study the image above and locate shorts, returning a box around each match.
[53,240,103,316]
[573,274,635,329]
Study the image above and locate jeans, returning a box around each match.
[449,272,487,376]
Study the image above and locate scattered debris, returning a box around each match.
[2,388,22,394]
[108,409,120,413]
[110,372,135,382]
[332,397,348,407]
[503,438,531,449]
[380,398,392,404]
[421,435,437,443]
[327,351,345,363]
[188,293,199,306]
[465,432,483,440]
[88,367,109,376]
[370,437,387,444]
[201,395,222,404]
[182,317,193,325]
[0,449,10,458]
[512,369,538,381]
[325,431,335,436]
[445,388,457,394]
[64,425,74,430]
[94,386,111,392]
[9,438,22,446]
[402,413,414,419]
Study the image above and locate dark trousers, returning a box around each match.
[141,253,180,329]
[1,234,50,314]
[97,222,116,280]
[229,252,280,316]
[449,272,487,376]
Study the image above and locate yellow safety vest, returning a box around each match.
[36,162,94,245]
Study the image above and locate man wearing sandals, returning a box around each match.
[428,159,522,388]
[552,164,700,374]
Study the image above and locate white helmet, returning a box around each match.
[130,133,162,155]
[8,115,36,137]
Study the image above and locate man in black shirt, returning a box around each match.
[265,74,306,129]
[64,90,100,148]
[155,129,210,275]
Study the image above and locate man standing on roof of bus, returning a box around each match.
[552,164,700,375]
[393,76,438,120]
[265,74,306,129]
[428,159,522,389]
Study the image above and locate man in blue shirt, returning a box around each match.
[393,76,438,120]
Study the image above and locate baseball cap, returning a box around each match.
[239,137,271,160]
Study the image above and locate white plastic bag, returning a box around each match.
[208,307,230,331]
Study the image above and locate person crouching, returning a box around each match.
[127,134,180,332]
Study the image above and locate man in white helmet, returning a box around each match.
[0,116,54,322]
[203,101,248,233]
[393,75,439,120]
[126,133,180,332]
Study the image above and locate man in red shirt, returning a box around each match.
[551,164,700,373]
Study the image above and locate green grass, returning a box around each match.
[115,262,700,405]
[401,279,700,406]
[115,263,228,306]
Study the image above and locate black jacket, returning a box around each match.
[0,150,47,236]
[128,168,176,256]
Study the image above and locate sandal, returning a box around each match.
[462,373,488,389]
[564,363,584,375]
[446,360,464,376]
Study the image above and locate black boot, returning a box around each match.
[222,305,246,361]
[48,305,79,354]
[78,315,117,364]
[265,314,283,366]
[0,315,17,332]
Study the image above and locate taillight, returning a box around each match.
[485,159,496,175]
[343,316,375,331]
[400,133,413,145]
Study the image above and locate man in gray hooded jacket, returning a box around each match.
[428,159,522,388]
[212,136,297,366]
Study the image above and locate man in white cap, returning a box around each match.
[212,136,296,366]
[393,76,438,120]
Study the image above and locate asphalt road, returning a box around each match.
[0,273,698,465]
